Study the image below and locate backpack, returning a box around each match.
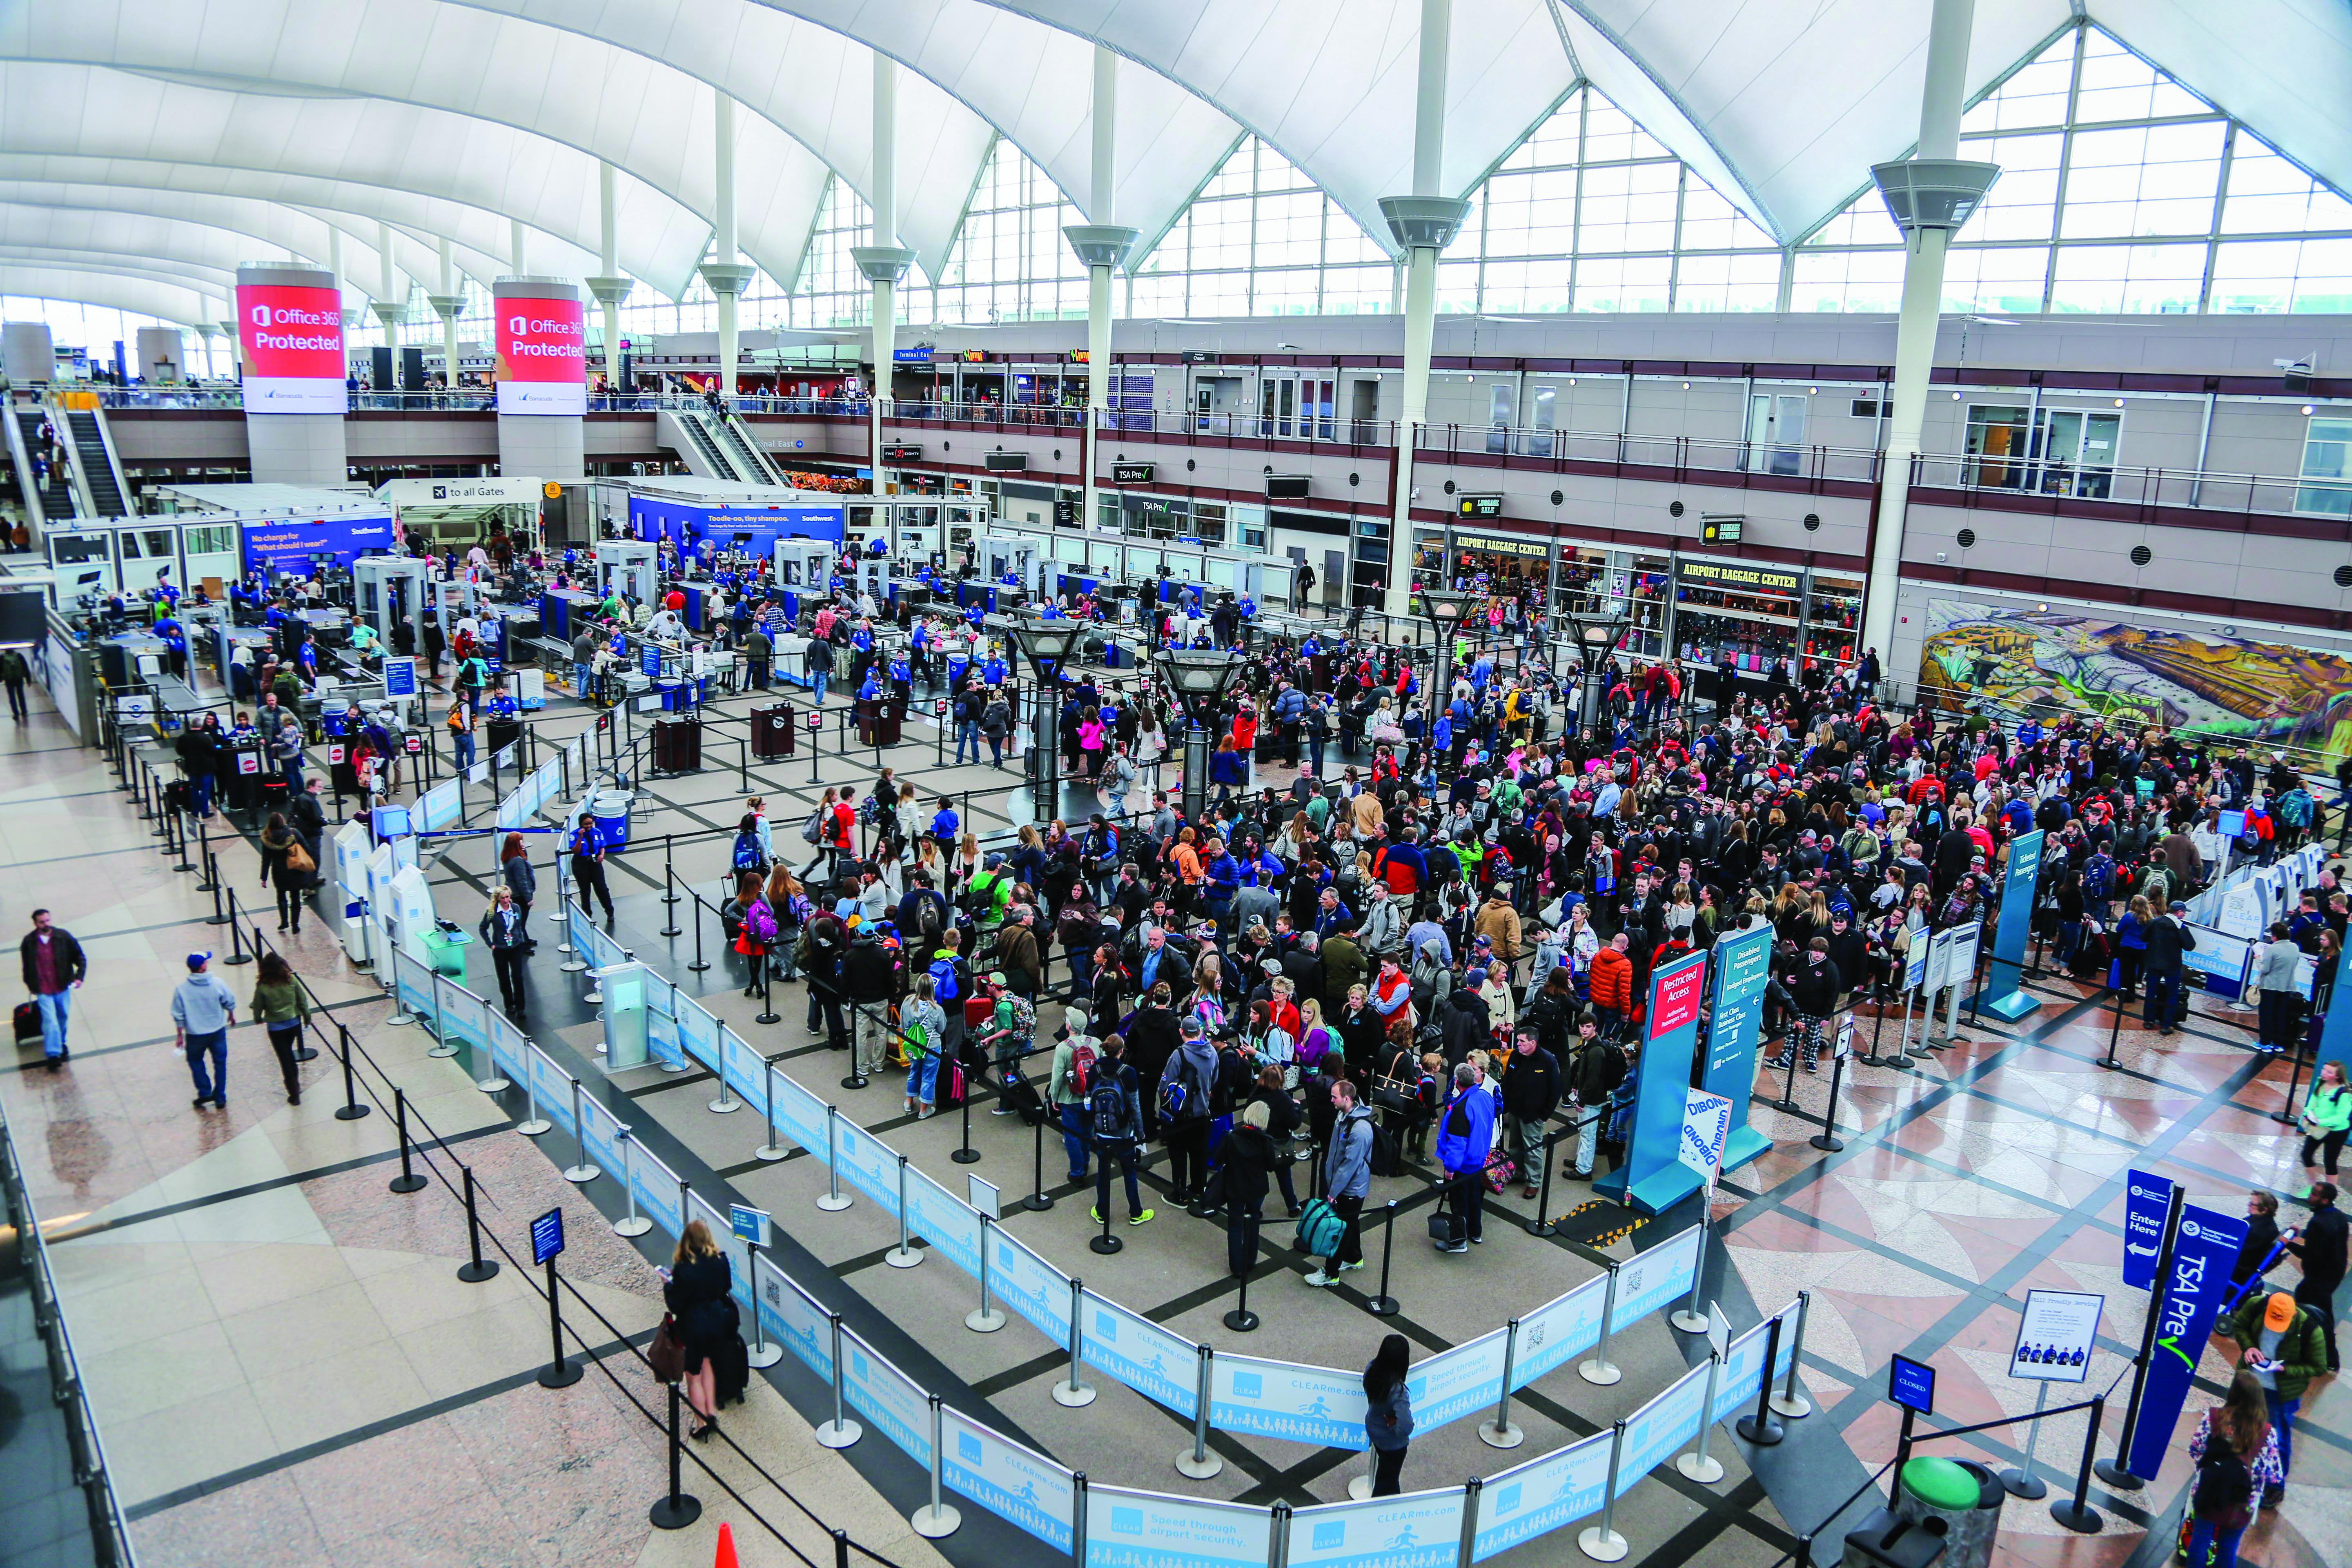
[927,956,960,1004]
[1089,1073,1129,1140]
[1366,1119,1402,1178]
[1295,1197,1348,1257]
[1065,1039,1098,1097]
[2191,1429,2255,1531]
[800,806,826,844]
[858,792,882,825]
[1158,1054,1202,1122]
[731,832,766,873]
[999,992,1037,1046]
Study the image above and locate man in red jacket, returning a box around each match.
[1588,932,1634,1039]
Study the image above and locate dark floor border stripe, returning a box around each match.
[121,1328,646,1519]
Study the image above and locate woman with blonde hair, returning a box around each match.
[662,1219,739,1440]
[950,830,981,898]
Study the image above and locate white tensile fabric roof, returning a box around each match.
[0,0,2343,322]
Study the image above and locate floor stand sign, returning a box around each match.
[1698,926,1774,1172]
[2002,1289,2103,1500]
[1671,1089,1733,1334]
[1595,948,1711,1213]
[1971,830,2044,1021]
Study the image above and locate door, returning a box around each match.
[1487,383,1517,455]
[1746,394,1807,477]
[1528,385,1557,457]
[2039,410,2120,499]
[1350,379,1380,444]
[1259,374,1299,438]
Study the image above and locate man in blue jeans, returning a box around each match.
[171,952,240,1111]
[19,909,87,1069]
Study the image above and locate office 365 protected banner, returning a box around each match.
[236,278,346,414]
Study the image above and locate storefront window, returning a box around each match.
[1410,528,1449,593]
[2299,416,2352,517]
[1671,557,1805,673]
[1803,571,1865,671]
[1624,555,1673,664]
[1552,547,1615,619]
[1232,504,1269,550]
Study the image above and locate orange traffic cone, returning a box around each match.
[713,1521,740,1568]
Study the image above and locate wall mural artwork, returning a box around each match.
[1918,602,2352,766]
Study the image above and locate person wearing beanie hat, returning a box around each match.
[2221,1287,2327,1497]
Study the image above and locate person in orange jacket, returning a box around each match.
[1588,932,1634,1038]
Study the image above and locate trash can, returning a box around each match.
[419,927,473,981]
[1893,1459,2001,1568]
[1839,1508,1945,1568]
[651,716,702,774]
[752,703,795,759]
[589,791,634,852]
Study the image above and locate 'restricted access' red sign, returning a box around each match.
[236,283,346,414]
[1647,956,1707,1041]
[496,296,586,416]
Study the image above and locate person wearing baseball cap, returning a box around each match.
[170,952,241,1111]
[2221,1287,2326,1499]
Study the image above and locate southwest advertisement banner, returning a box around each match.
[2125,1202,2249,1480]
[1701,925,1774,1173]
[1597,948,1711,1213]
[1974,829,2044,1020]
[235,266,347,414]
[494,285,587,415]
[239,512,397,575]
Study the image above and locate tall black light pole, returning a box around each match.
[1415,586,1479,736]
[1153,646,1246,825]
[991,612,1085,820]
[1562,608,1630,742]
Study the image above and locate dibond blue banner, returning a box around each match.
[416,778,460,832]
[1700,925,1774,1173]
[528,1048,575,1136]
[942,1408,1075,1555]
[755,1256,833,1381]
[577,1096,625,1184]
[435,980,489,1058]
[2126,1203,2248,1480]
[1511,1276,1610,1389]
[1617,1361,1710,1499]
[986,1226,1071,1344]
[835,1119,901,1214]
[1714,1313,1798,1423]
[1289,1490,1464,1568]
[840,1333,931,1464]
[2123,1169,2175,1291]
[240,512,397,574]
[1087,1488,1269,1568]
[1472,1431,1614,1561]
[772,1072,829,1162]
[1975,828,2044,1021]
[720,1030,766,1107]
[1082,1293,1198,1417]
[1408,1327,1510,1432]
[1597,948,1711,1213]
[485,1010,527,1083]
[1209,1355,1367,1449]
[1613,1225,1703,1329]
[632,1145,685,1237]
[906,1169,981,1274]
[392,949,437,1026]
[675,1000,719,1074]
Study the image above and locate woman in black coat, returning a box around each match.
[663,1220,739,1440]
[1215,1100,1278,1278]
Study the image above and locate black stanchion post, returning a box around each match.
[2274,1029,2310,1124]
[1367,1200,1400,1316]
[196,817,218,892]
[456,1165,499,1283]
[1776,1036,1800,1110]
[952,1065,981,1163]
[842,1003,869,1091]
[2100,981,2128,1072]
[388,1089,427,1193]
[1735,1316,1786,1445]
[737,736,748,793]
[660,857,682,939]
[1090,1183,1122,1254]
[537,1253,580,1388]
[2098,1185,2183,1491]
[2049,1394,2106,1534]
[1027,1101,1054,1211]
[687,889,710,973]
[1223,1239,1259,1332]
[648,1383,702,1529]
[171,797,194,871]
[1810,1051,1847,1152]
[755,959,780,1028]
[204,849,229,925]
[1530,1125,1560,1236]
[334,1022,370,1121]
[222,890,252,967]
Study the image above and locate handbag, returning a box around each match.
[648,1313,686,1383]
[283,840,316,876]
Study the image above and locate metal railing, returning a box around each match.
[0,1107,138,1568]
[1911,451,2350,523]
[1414,421,1886,484]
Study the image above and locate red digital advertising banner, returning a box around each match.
[236,280,346,414]
[496,294,586,415]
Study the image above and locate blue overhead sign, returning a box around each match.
[627,496,843,557]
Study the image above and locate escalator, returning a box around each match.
[9,409,78,526]
[712,411,784,486]
[657,407,746,481]
[65,409,126,516]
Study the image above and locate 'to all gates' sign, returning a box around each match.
[235,265,347,415]
[495,281,587,416]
